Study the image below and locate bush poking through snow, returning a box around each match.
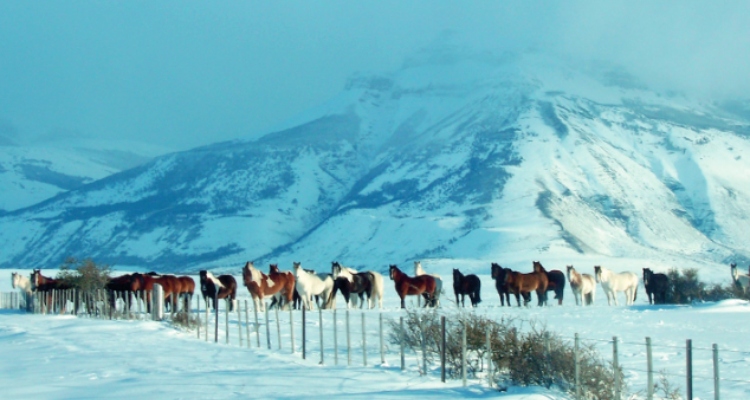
[56,257,112,292]
[388,310,625,398]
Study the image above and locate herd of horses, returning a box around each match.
[10,262,750,312]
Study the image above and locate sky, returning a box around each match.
[0,1,749,151]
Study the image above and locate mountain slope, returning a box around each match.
[1,52,749,279]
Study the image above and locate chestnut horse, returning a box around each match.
[199,270,237,311]
[452,268,481,307]
[106,273,145,311]
[532,261,565,305]
[389,264,437,309]
[503,263,549,307]
[490,263,512,306]
[643,268,669,304]
[31,269,72,312]
[243,262,295,311]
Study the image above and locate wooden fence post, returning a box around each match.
[362,312,367,366]
[289,306,294,353]
[254,301,260,348]
[713,343,720,400]
[265,306,271,350]
[214,292,219,343]
[613,336,620,400]
[420,315,427,376]
[244,300,251,349]
[204,296,209,342]
[319,307,324,365]
[686,339,693,400]
[575,333,581,400]
[400,315,405,371]
[346,310,351,366]
[441,315,446,382]
[646,337,653,400]
[302,306,307,360]
[276,307,281,350]
[486,327,492,388]
[225,299,230,344]
[462,318,467,387]
[333,309,338,365]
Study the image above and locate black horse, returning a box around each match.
[199,270,237,311]
[452,268,481,307]
[490,263,512,306]
[643,268,669,304]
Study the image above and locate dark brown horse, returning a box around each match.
[331,262,372,309]
[199,270,237,311]
[389,264,437,309]
[31,269,72,312]
[243,262,295,311]
[532,261,565,306]
[504,263,549,307]
[643,268,669,304]
[452,268,481,307]
[491,263,512,306]
[106,273,145,311]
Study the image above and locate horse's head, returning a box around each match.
[11,272,18,289]
[269,264,279,274]
[532,261,545,273]
[292,262,302,272]
[389,265,399,280]
[30,269,41,290]
[413,261,422,275]
[594,266,602,282]
[453,269,461,280]
[642,268,653,284]
[332,263,342,278]
[491,263,501,279]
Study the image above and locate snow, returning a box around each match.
[2,269,750,399]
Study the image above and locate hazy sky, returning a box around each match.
[1,1,748,151]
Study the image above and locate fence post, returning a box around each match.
[685,339,693,400]
[333,309,338,365]
[253,301,260,348]
[713,343,720,400]
[420,315,427,375]
[265,306,271,350]
[462,318,467,387]
[153,285,164,321]
[346,310,351,366]
[486,327,492,388]
[362,312,367,366]
[275,307,281,350]
[441,316,446,382]
[225,299,230,345]
[196,294,200,339]
[646,337,653,400]
[379,313,385,365]
[613,336,620,400]
[237,301,243,347]
[289,306,294,353]
[302,306,307,359]
[574,333,581,400]
[214,292,219,343]
[400,315,405,371]
[204,296,209,342]
[319,307,324,365]
[245,300,251,349]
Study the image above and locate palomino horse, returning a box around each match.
[199,270,237,311]
[293,262,334,310]
[643,268,669,304]
[730,263,750,293]
[594,266,638,306]
[12,272,33,311]
[490,263,512,306]
[503,263,549,307]
[243,262,295,312]
[532,261,565,305]
[452,268,481,307]
[331,262,371,309]
[414,261,442,306]
[566,265,595,306]
[390,264,437,309]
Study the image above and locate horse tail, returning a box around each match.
[634,285,638,302]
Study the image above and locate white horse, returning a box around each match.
[414,261,442,307]
[594,266,638,306]
[12,272,33,294]
[730,263,750,293]
[566,265,595,306]
[293,262,334,310]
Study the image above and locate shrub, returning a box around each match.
[388,310,624,398]
[665,268,750,304]
[56,257,112,292]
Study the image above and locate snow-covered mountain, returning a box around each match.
[1,50,749,279]
[0,138,172,213]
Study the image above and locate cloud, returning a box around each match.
[0,1,747,151]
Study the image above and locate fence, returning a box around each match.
[5,288,750,399]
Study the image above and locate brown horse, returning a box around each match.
[242,261,295,311]
[490,263,512,306]
[31,269,72,312]
[177,276,195,311]
[268,264,307,309]
[504,262,549,307]
[532,261,565,306]
[199,270,237,311]
[106,273,145,311]
[389,264,437,309]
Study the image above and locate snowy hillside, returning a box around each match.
[0,138,172,212]
[1,50,749,279]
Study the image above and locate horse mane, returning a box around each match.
[245,262,263,283]
[205,271,225,288]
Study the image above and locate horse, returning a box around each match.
[730,263,750,294]
[452,268,481,307]
[566,265,595,306]
[532,261,565,306]
[31,269,72,312]
[106,273,145,312]
[331,262,371,309]
[176,276,195,311]
[643,268,669,304]
[12,272,34,311]
[389,264,437,309]
[414,261,442,306]
[490,263,512,306]
[243,261,295,312]
[268,264,305,310]
[199,270,237,311]
[330,261,385,309]
[594,266,638,306]
[153,274,183,313]
[503,263,548,307]
[293,262,335,310]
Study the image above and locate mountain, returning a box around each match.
[1,51,749,279]
[0,138,172,213]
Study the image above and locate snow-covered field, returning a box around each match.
[2,269,750,399]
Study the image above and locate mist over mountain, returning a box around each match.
[1,50,749,279]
